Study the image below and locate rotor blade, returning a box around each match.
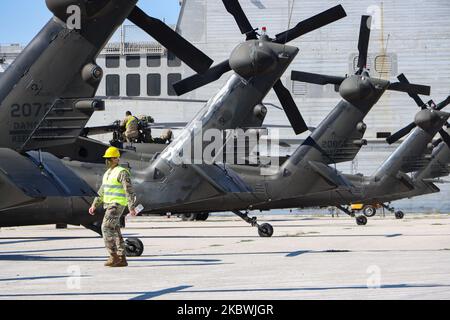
[291,71,345,86]
[150,122,188,129]
[222,0,257,40]
[357,15,372,70]
[273,80,308,135]
[386,122,417,144]
[128,6,213,74]
[172,60,232,96]
[439,129,450,148]
[274,5,347,44]
[396,73,427,108]
[435,95,450,111]
[97,96,208,104]
[388,82,431,96]
[433,138,443,148]
[81,125,118,136]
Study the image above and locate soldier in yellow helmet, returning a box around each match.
[89,147,137,267]
[121,111,139,142]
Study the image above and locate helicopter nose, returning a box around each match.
[415,109,450,132]
[46,0,110,21]
[339,75,374,102]
[229,40,298,79]
[229,40,279,79]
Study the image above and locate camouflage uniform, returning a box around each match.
[92,169,136,256]
[121,115,139,142]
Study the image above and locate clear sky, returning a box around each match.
[0,0,181,45]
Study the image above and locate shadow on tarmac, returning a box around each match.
[0,275,92,282]
[1,283,449,300]
[0,236,97,246]
[0,247,447,262]
[0,246,105,255]
[121,233,448,239]
[1,232,447,244]
[0,285,193,300]
[0,254,224,265]
[178,283,450,294]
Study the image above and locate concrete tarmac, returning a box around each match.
[0,213,449,300]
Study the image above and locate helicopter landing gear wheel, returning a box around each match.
[395,211,404,220]
[363,205,377,218]
[232,210,274,238]
[258,223,274,238]
[196,212,210,221]
[356,215,368,226]
[125,238,144,257]
[181,213,197,221]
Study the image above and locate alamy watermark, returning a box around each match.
[366,265,382,289]
[66,265,82,290]
[66,5,81,30]
[162,126,282,175]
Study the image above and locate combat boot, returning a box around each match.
[104,254,119,267]
[111,255,128,267]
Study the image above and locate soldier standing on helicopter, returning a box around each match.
[121,111,139,142]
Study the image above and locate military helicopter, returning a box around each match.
[342,93,450,220]
[0,1,352,255]
[0,0,214,153]
[415,126,450,183]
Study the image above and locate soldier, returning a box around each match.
[89,147,137,267]
[160,129,174,143]
[121,111,139,142]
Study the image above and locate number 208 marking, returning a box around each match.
[321,140,344,149]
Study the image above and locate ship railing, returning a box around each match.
[102,41,165,56]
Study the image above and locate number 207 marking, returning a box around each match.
[10,103,52,118]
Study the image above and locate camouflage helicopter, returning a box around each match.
[0,1,354,255]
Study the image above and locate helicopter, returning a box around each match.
[0,0,214,154]
[341,95,450,220]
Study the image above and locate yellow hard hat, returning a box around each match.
[103,147,121,159]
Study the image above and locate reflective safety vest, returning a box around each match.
[102,166,130,207]
[126,116,138,130]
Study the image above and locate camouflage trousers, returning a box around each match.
[102,204,126,256]
[125,130,139,142]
